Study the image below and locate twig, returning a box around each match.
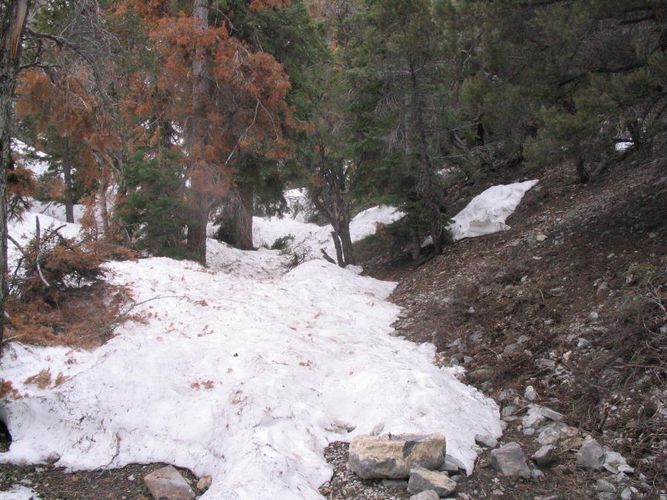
[34,216,51,288]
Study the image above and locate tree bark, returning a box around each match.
[185,0,211,265]
[219,182,254,250]
[0,0,30,345]
[409,61,443,255]
[63,142,74,223]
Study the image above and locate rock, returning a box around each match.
[382,479,408,487]
[536,233,547,242]
[475,433,498,448]
[468,368,493,383]
[620,487,637,500]
[407,467,457,497]
[577,439,606,470]
[501,405,517,418]
[440,454,466,473]
[595,479,616,493]
[537,422,578,445]
[532,445,556,466]
[531,469,544,480]
[523,428,535,436]
[522,405,564,429]
[524,385,537,401]
[348,433,446,479]
[144,465,195,500]
[409,491,440,500]
[598,493,616,500]
[489,442,531,479]
[535,358,556,370]
[589,311,599,321]
[196,475,212,491]
[596,282,610,299]
[603,450,634,474]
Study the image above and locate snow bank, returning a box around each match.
[11,139,49,177]
[1,195,501,499]
[1,253,500,499]
[449,180,538,240]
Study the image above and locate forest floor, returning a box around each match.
[321,157,666,499]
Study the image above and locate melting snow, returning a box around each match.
[449,180,538,241]
[1,194,501,499]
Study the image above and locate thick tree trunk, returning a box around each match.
[219,182,254,250]
[409,61,443,255]
[0,0,30,345]
[185,0,211,265]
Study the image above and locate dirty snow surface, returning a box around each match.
[1,203,501,499]
[449,179,539,240]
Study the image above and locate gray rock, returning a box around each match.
[475,433,498,448]
[537,422,578,445]
[595,479,616,493]
[489,442,531,479]
[440,454,466,473]
[577,439,606,470]
[620,487,637,500]
[524,385,537,401]
[348,433,446,479]
[597,493,615,500]
[407,467,457,497]
[409,491,440,500]
[382,479,408,487]
[523,405,564,429]
[501,405,517,418]
[531,469,544,480]
[144,465,195,500]
[523,428,535,436]
[532,445,556,466]
[535,358,556,370]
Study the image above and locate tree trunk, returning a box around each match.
[219,182,254,250]
[409,61,443,255]
[63,143,74,223]
[185,0,211,265]
[0,0,29,345]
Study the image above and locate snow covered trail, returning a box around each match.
[1,206,501,499]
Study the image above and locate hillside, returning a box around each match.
[331,159,666,499]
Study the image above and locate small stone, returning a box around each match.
[597,282,610,299]
[532,445,556,466]
[598,493,616,500]
[531,468,544,480]
[522,405,564,429]
[577,439,606,470]
[589,311,599,321]
[523,428,535,436]
[536,233,547,242]
[196,475,212,491]
[524,385,537,401]
[127,475,135,482]
[144,465,195,500]
[407,467,457,497]
[595,479,616,493]
[535,358,556,370]
[576,338,592,349]
[475,433,498,448]
[620,487,637,500]
[382,479,408,487]
[440,454,466,473]
[537,422,578,445]
[409,491,440,500]
[489,442,531,479]
[501,405,517,418]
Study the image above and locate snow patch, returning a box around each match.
[0,484,41,500]
[449,180,538,241]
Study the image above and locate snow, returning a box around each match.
[252,204,403,259]
[0,485,41,500]
[1,198,501,499]
[449,180,538,241]
[11,139,50,177]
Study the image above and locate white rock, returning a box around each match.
[475,433,498,448]
[524,385,537,401]
[144,465,195,500]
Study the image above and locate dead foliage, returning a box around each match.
[6,217,138,348]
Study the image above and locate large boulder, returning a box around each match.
[407,467,457,497]
[144,465,195,500]
[489,442,531,479]
[348,433,446,479]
